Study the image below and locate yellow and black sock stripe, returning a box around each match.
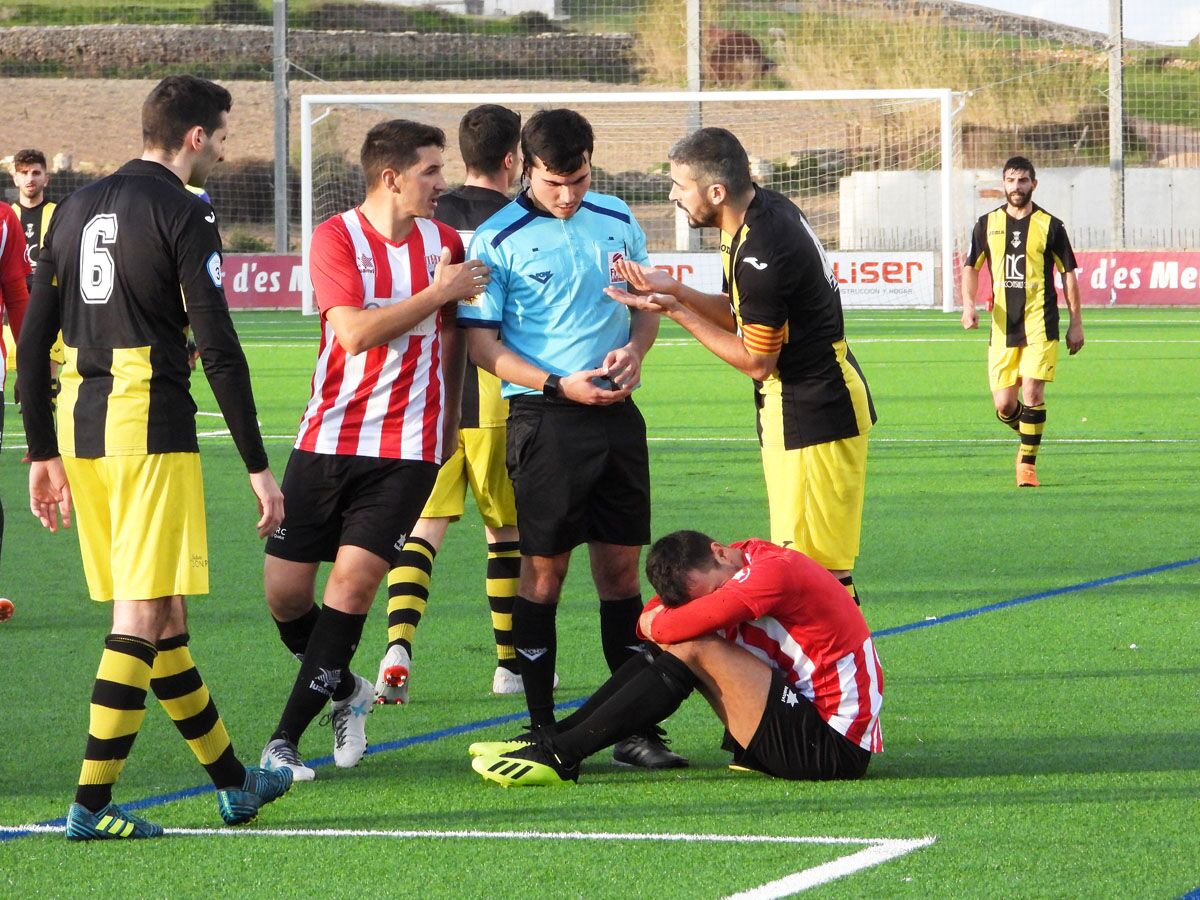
[487,540,521,671]
[386,536,436,655]
[151,633,245,790]
[75,634,156,812]
[997,399,1024,432]
[1019,403,1047,464]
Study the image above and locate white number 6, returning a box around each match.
[81,214,118,304]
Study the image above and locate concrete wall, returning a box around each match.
[840,168,1200,251]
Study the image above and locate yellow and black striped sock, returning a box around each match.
[486,540,521,672]
[151,633,245,790]
[1019,403,1047,465]
[837,575,861,606]
[386,536,436,656]
[75,634,157,812]
[997,399,1024,432]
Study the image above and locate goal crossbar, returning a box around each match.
[300,89,958,312]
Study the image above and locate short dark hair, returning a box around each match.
[361,119,446,188]
[459,104,521,176]
[142,75,233,153]
[668,127,752,195]
[645,530,721,608]
[522,108,593,175]
[12,149,46,171]
[1003,155,1036,180]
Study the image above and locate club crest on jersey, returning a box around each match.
[607,250,625,284]
[24,223,34,239]
[530,270,553,284]
[425,253,441,278]
[357,253,375,275]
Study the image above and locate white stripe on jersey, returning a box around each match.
[295,211,446,461]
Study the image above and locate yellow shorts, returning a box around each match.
[64,453,209,602]
[420,426,516,528]
[760,433,869,572]
[988,338,1058,391]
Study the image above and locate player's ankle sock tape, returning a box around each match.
[273,605,321,660]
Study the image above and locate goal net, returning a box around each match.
[300,90,959,313]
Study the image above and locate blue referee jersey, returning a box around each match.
[457,190,650,398]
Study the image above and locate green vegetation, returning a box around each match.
[1,308,1199,896]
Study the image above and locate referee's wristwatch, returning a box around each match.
[542,373,562,399]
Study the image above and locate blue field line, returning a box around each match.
[874,556,1200,639]
[1179,889,1200,900]
[5,556,1197,843]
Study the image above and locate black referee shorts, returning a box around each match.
[265,448,438,567]
[505,395,651,556]
[724,668,872,781]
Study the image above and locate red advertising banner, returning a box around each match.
[227,250,1200,310]
[970,250,1200,307]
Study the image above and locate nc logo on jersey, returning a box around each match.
[530,271,553,284]
[206,252,223,288]
[357,253,375,275]
[607,250,625,284]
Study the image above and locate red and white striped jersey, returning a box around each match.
[295,209,463,462]
[651,539,884,752]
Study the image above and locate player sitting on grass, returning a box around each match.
[471,529,883,786]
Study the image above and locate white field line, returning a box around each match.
[237,337,1200,349]
[0,824,934,896]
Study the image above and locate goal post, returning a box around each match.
[300,89,960,314]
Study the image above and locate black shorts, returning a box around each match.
[265,448,439,567]
[724,669,872,781]
[506,396,651,556]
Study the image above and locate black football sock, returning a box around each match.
[272,606,366,745]
[555,647,655,732]
[553,652,697,767]
[273,604,354,702]
[599,595,644,674]
[512,596,558,729]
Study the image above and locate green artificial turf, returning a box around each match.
[1,308,1198,897]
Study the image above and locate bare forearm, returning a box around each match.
[332,286,450,356]
[627,308,660,359]
[468,329,550,393]
[961,269,979,308]
[674,284,735,330]
[670,305,777,380]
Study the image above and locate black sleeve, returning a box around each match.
[1049,218,1077,272]
[174,201,269,473]
[967,216,988,268]
[17,237,62,461]
[735,236,789,329]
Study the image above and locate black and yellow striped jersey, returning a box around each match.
[722,186,876,449]
[18,159,267,470]
[435,184,510,428]
[11,199,55,289]
[967,204,1077,346]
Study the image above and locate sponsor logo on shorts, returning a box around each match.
[517,647,548,661]
[393,532,408,551]
[190,554,208,569]
[272,526,287,541]
[781,686,799,707]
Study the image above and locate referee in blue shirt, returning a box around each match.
[459,109,685,769]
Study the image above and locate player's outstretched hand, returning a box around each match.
[432,247,491,302]
[604,285,679,316]
[29,457,72,533]
[249,468,285,539]
[613,259,678,296]
[1066,320,1084,355]
[561,367,633,405]
[961,306,979,330]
